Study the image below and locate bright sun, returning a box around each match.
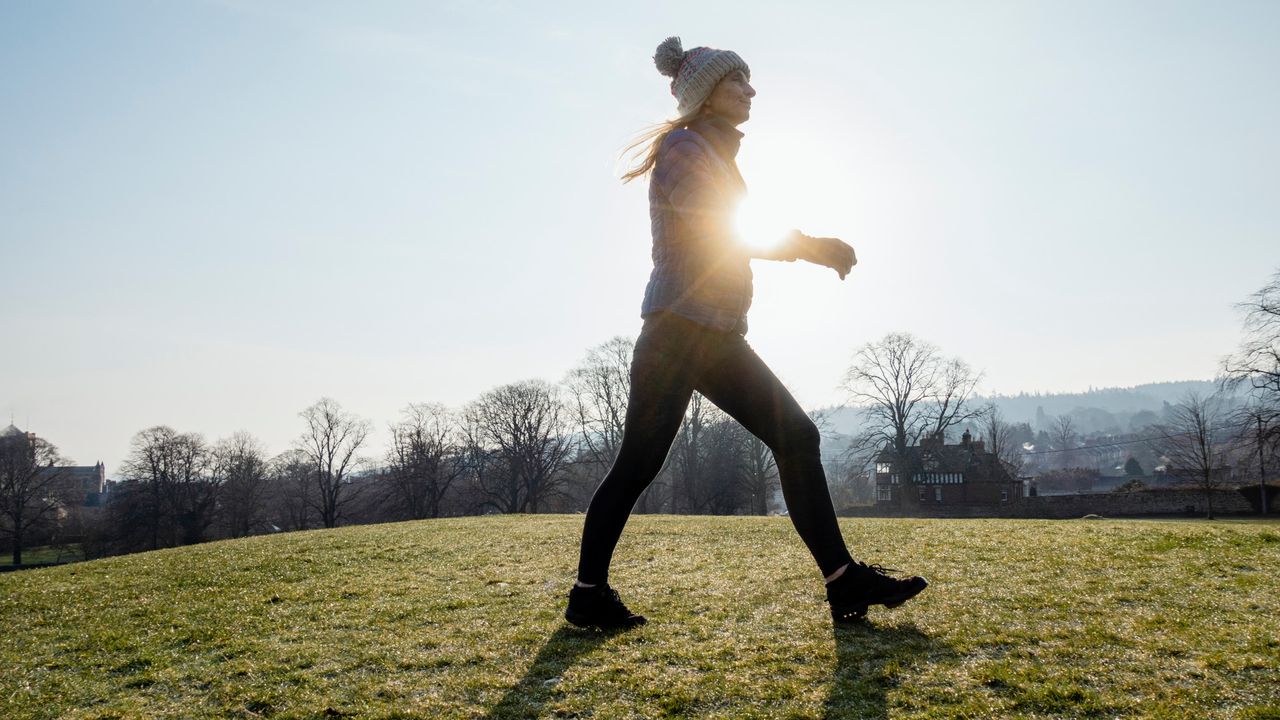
[733,197,792,255]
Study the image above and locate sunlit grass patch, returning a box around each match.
[2,515,1278,718]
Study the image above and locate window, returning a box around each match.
[919,487,927,501]
[877,485,892,502]
[934,487,943,502]
[1001,490,1009,502]
[876,462,892,475]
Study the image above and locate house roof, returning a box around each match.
[877,440,1014,483]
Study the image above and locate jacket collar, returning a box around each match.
[688,113,744,161]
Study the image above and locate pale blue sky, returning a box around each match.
[3,1,1277,473]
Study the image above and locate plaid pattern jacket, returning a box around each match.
[640,115,753,334]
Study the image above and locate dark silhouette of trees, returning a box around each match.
[0,430,68,564]
[565,337,633,467]
[1230,403,1278,514]
[742,433,778,515]
[669,393,711,514]
[1222,269,1280,514]
[385,403,464,519]
[212,432,270,538]
[982,404,1025,479]
[120,426,217,548]
[465,380,574,513]
[1223,268,1280,401]
[1161,393,1228,519]
[563,337,642,511]
[97,477,155,555]
[296,398,371,529]
[1051,415,1078,469]
[664,398,774,515]
[698,414,753,515]
[266,449,315,531]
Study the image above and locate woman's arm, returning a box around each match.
[749,236,800,262]
[752,230,857,279]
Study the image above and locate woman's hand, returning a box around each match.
[789,230,857,280]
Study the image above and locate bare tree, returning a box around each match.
[296,398,371,529]
[664,398,768,515]
[0,430,69,564]
[465,380,574,513]
[700,417,752,515]
[1223,268,1280,400]
[1229,403,1278,514]
[923,358,984,440]
[842,333,983,464]
[983,404,1025,479]
[566,337,634,467]
[1161,393,1229,519]
[266,449,314,531]
[564,337,642,510]
[457,411,497,515]
[742,434,778,515]
[212,432,270,538]
[1222,270,1280,514]
[120,426,217,547]
[385,403,465,519]
[1051,415,1078,470]
[670,392,711,514]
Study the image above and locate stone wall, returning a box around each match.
[1014,487,1255,519]
[842,486,1264,519]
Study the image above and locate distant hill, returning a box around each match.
[817,379,1224,438]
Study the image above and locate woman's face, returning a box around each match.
[704,70,755,125]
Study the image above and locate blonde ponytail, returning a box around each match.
[619,107,705,184]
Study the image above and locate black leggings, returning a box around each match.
[575,312,854,584]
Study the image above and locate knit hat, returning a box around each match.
[654,36,750,117]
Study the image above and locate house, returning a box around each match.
[873,430,1024,510]
[1,424,107,506]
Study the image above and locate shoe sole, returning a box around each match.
[830,577,929,623]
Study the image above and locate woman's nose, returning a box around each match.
[744,83,756,97]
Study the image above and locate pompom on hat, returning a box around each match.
[654,36,750,116]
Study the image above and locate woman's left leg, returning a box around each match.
[695,335,854,578]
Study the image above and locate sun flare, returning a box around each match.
[733,198,792,255]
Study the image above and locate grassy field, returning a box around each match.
[1,544,84,567]
[2,515,1278,719]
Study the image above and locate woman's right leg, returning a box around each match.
[575,323,696,585]
[694,335,854,579]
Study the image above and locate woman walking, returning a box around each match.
[567,37,927,628]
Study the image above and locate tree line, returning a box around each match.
[4,269,1278,563]
[1,337,800,562]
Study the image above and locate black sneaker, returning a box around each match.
[565,583,647,629]
[825,561,928,623]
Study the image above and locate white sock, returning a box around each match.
[574,580,597,589]
[824,563,850,585]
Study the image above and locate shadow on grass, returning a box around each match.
[823,620,951,720]
[480,624,617,720]
[479,617,947,719]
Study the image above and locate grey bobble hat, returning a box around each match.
[654,36,750,116]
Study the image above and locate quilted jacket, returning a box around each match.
[640,114,753,334]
